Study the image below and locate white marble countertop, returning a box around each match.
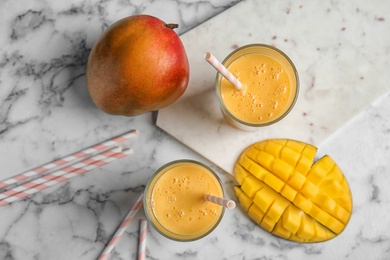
[1,0,390,260]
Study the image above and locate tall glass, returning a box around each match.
[144,160,225,241]
[216,44,299,131]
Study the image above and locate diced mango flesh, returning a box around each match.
[234,139,352,243]
[248,204,265,224]
[242,175,265,197]
[234,164,250,185]
[273,159,294,181]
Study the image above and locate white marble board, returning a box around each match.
[157,0,390,174]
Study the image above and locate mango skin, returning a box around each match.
[234,139,352,243]
[86,15,189,116]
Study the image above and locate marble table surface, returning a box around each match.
[1,0,390,260]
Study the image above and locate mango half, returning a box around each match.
[233,139,352,243]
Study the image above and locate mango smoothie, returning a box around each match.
[144,160,225,241]
[216,44,299,130]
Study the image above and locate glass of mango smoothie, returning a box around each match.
[144,160,225,241]
[216,44,299,131]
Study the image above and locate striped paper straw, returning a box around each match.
[98,193,144,260]
[138,219,147,260]
[0,148,134,206]
[204,52,242,90]
[0,130,138,191]
[204,194,236,209]
[0,147,121,202]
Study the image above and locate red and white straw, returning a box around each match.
[204,52,242,90]
[0,130,138,191]
[204,194,236,209]
[0,146,121,201]
[98,193,144,260]
[138,219,147,260]
[0,148,134,206]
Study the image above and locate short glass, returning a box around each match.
[216,44,299,131]
[144,160,225,241]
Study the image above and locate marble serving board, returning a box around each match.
[157,0,390,174]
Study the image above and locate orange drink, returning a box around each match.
[144,160,225,241]
[216,44,299,131]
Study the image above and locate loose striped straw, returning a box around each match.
[98,193,144,260]
[0,130,138,192]
[138,219,147,260]
[0,147,120,203]
[204,52,242,90]
[204,194,236,209]
[0,148,134,206]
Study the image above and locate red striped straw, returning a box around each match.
[98,193,144,260]
[204,52,243,90]
[204,194,236,209]
[138,219,147,260]
[0,130,138,191]
[0,148,134,206]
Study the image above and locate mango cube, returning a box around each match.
[242,175,264,197]
[273,218,291,239]
[250,164,270,181]
[285,140,306,153]
[253,186,275,213]
[280,184,298,202]
[313,192,336,213]
[282,205,301,233]
[264,141,283,158]
[273,159,294,181]
[264,173,285,192]
[300,181,319,199]
[267,195,289,221]
[256,151,275,171]
[234,164,251,185]
[261,215,277,232]
[234,186,253,212]
[248,204,265,224]
[296,156,313,176]
[280,146,301,168]
[288,171,306,190]
[293,193,313,213]
[302,144,317,161]
[297,214,315,240]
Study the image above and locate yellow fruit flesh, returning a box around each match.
[234,139,352,243]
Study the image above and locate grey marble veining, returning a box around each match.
[1,0,390,259]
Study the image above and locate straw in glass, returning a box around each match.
[204,52,242,90]
[0,129,138,192]
[138,219,147,260]
[98,192,144,260]
[0,148,134,206]
[204,194,236,209]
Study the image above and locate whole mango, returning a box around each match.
[234,139,352,243]
[86,15,189,116]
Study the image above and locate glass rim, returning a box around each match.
[215,43,300,127]
[143,159,226,242]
